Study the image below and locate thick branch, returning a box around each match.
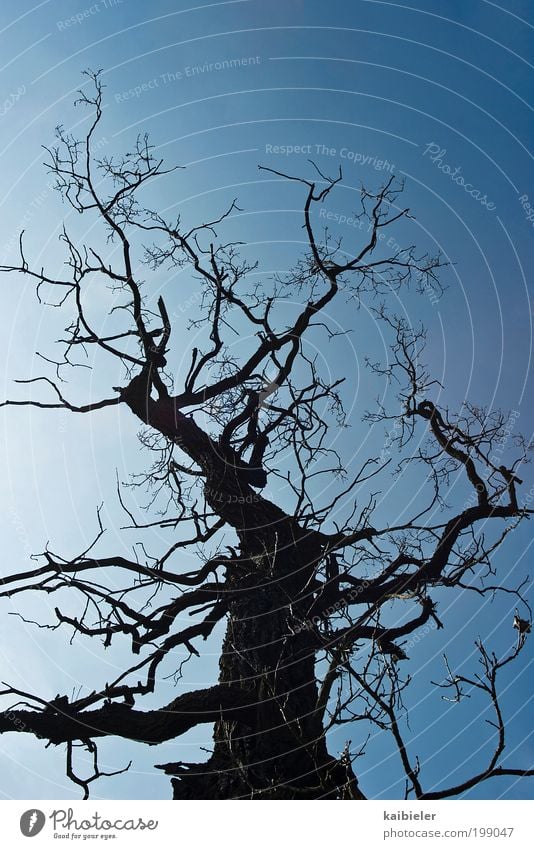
[0,685,255,745]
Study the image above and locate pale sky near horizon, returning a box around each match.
[0,0,533,800]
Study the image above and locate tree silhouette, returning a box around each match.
[1,72,532,800]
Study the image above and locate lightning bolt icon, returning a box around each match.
[28,811,38,834]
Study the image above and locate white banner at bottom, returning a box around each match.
[3,799,532,847]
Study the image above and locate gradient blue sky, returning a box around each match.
[0,0,533,800]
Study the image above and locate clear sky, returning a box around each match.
[0,0,533,800]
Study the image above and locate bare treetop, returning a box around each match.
[0,71,532,800]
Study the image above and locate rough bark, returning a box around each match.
[119,370,359,799]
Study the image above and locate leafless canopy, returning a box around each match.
[0,72,532,800]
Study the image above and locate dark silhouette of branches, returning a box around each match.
[0,71,532,800]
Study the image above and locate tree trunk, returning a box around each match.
[122,377,362,798]
[170,521,358,798]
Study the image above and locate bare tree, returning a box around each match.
[0,72,532,800]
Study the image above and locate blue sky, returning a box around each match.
[0,0,533,799]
